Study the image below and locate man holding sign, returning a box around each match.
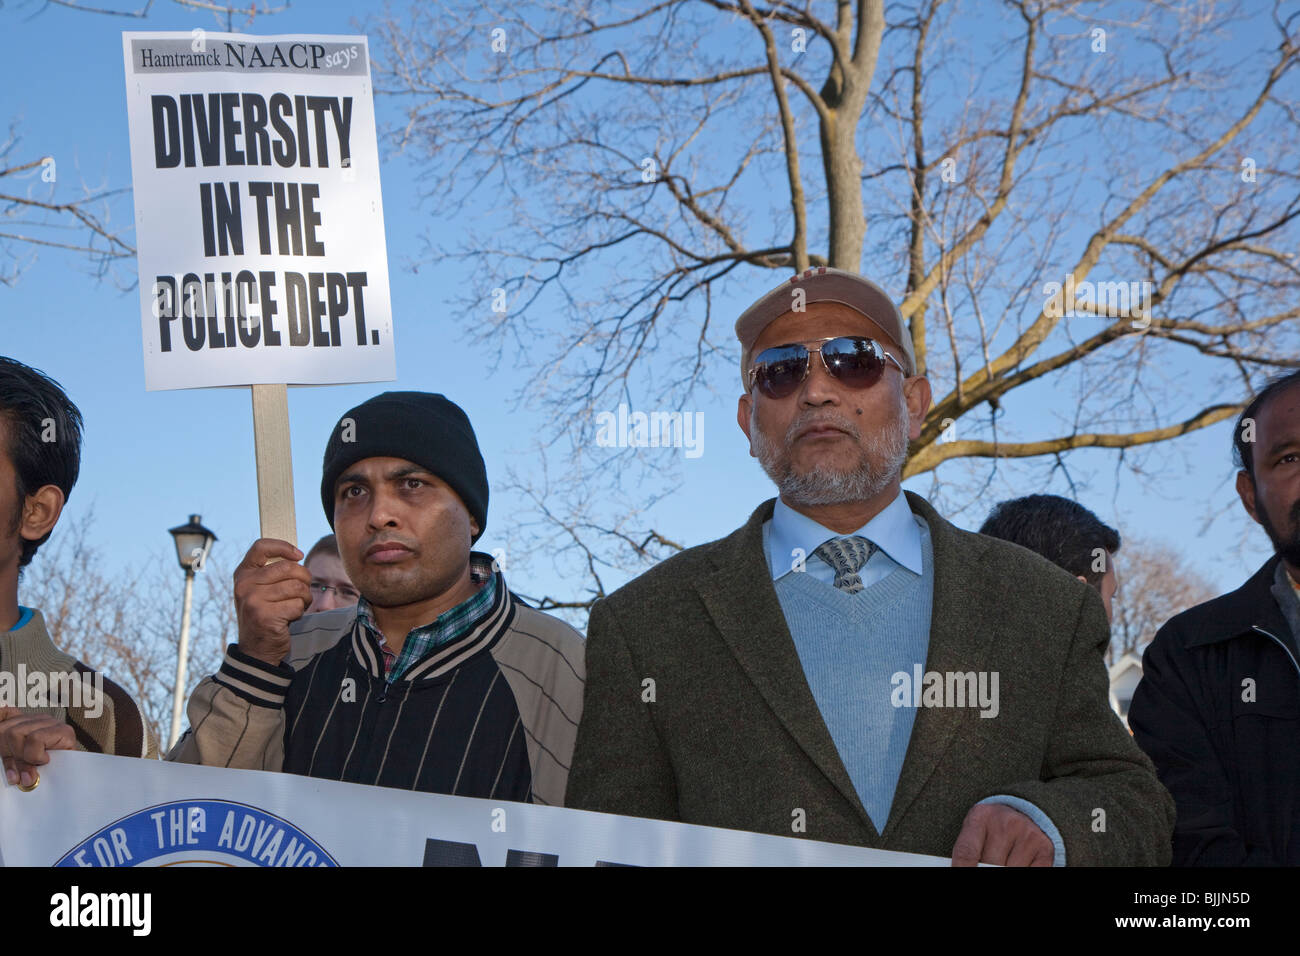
[168,393,586,806]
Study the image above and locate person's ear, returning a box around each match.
[18,484,64,544]
[737,393,755,456]
[903,376,932,441]
[1236,469,1260,525]
[469,515,480,540]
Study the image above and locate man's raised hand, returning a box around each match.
[233,538,313,666]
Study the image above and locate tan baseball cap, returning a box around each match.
[735,267,916,387]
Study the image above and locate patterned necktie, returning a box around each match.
[812,536,877,594]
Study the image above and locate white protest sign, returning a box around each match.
[0,751,948,867]
[122,32,395,391]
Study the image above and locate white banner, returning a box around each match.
[0,752,947,867]
[122,31,395,390]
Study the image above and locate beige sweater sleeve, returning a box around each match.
[164,675,286,771]
[3,609,158,760]
[163,650,290,772]
[164,610,354,771]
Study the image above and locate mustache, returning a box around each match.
[362,535,420,553]
[784,410,862,446]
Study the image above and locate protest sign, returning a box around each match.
[122,31,394,391]
[0,752,949,867]
[122,31,397,543]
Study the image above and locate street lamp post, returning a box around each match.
[167,514,217,751]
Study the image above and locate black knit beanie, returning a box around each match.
[320,392,488,542]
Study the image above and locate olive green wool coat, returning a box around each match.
[566,492,1174,865]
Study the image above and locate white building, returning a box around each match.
[1109,652,1144,729]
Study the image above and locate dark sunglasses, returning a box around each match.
[748,336,906,400]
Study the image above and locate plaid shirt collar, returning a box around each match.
[355,553,500,683]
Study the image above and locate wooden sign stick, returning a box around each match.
[250,383,298,547]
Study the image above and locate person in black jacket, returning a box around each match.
[1129,369,1300,865]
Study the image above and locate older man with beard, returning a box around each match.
[566,267,1172,866]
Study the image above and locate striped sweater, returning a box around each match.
[166,564,585,806]
[1,607,157,759]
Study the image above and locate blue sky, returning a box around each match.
[1,0,1279,631]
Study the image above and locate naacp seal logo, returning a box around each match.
[56,800,338,867]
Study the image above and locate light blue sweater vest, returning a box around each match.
[772,519,934,832]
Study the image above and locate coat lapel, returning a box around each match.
[881,492,1000,838]
[696,499,877,835]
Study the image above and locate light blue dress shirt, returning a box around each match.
[764,491,923,586]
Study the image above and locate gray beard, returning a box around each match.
[751,396,910,507]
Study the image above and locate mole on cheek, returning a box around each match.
[855,408,863,415]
